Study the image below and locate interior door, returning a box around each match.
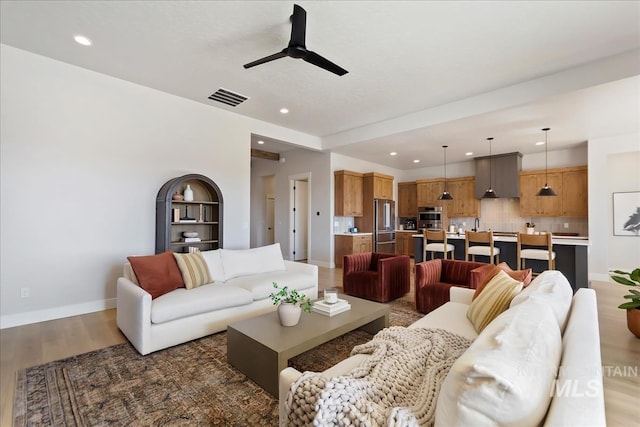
[293,180,308,261]
[265,194,275,245]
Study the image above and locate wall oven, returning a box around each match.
[418,206,443,230]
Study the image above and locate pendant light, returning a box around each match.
[438,145,453,200]
[537,127,557,196]
[482,137,498,199]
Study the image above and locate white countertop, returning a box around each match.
[334,232,373,236]
[410,232,589,246]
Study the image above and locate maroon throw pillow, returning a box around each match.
[472,266,503,300]
[127,250,184,299]
[497,262,533,287]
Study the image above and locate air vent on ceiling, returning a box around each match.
[208,88,249,107]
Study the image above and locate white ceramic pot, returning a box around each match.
[277,302,302,326]
[526,227,535,234]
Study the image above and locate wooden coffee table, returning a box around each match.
[227,294,389,396]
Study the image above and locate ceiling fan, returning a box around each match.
[243,4,348,76]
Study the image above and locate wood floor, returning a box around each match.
[1,267,638,426]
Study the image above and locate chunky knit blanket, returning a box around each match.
[284,327,471,426]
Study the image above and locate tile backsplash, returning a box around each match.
[449,198,588,236]
[333,216,355,233]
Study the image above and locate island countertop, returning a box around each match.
[411,232,589,246]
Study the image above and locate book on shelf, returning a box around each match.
[312,298,351,315]
[183,237,201,243]
[312,303,351,317]
[179,218,197,223]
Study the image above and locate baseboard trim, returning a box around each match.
[0,298,116,329]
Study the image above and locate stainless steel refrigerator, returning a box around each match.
[374,199,396,253]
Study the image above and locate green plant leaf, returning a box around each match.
[611,276,638,286]
[619,301,640,310]
[623,294,640,301]
[629,289,640,296]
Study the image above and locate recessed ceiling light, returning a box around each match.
[465,152,473,156]
[413,159,420,163]
[280,108,289,114]
[390,152,397,156]
[257,140,264,144]
[536,141,545,146]
[74,35,92,46]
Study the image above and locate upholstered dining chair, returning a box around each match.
[424,229,455,260]
[517,232,556,275]
[342,252,411,303]
[465,230,500,264]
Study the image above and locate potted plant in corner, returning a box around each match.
[610,268,640,338]
[269,282,312,327]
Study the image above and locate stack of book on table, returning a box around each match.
[312,298,351,316]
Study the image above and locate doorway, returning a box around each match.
[289,174,310,261]
[265,193,275,245]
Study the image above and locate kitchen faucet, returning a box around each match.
[473,217,480,232]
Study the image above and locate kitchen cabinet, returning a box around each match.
[395,231,415,257]
[365,172,394,200]
[334,170,363,216]
[397,181,417,217]
[416,178,445,207]
[561,167,588,217]
[447,177,479,218]
[519,170,563,217]
[335,234,372,267]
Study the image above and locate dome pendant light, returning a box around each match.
[438,145,453,200]
[537,127,557,197]
[482,137,499,199]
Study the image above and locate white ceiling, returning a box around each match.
[1,1,639,168]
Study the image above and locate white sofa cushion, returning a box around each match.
[219,243,286,281]
[228,270,317,301]
[510,270,573,332]
[435,298,561,427]
[409,302,478,341]
[200,249,226,282]
[150,283,253,324]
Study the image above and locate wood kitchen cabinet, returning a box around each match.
[365,172,394,200]
[447,176,479,218]
[519,171,563,216]
[395,231,415,257]
[335,234,373,267]
[561,167,588,217]
[416,178,445,207]
[334,170,363,216]
[397,181,417,217]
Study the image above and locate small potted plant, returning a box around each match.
[610,268,640,338]
[269,282,312,326]
[526,222,535,234]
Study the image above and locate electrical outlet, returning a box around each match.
[20,287,29,298]
[564,223,569,229]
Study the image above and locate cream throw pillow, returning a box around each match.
[173,252,212,290]
[467,270,523,333]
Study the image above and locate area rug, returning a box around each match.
[13,299,421,426]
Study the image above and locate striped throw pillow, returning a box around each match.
[173,252,212,290]
[467,269,523,333]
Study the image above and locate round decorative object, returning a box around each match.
[277,303,302,326]
[172,192,184,201]
[184,184,194,202]
[627,309,640,338]
[183,232,198,238]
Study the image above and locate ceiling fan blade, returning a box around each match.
[303,51,348,76]
[289,4,306,47]
[243,49,288,69]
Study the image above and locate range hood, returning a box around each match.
[474,152,522,199]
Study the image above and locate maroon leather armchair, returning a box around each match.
[342,252,411,303]
[414,258,488,313]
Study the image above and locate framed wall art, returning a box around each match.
[613,191,640,236]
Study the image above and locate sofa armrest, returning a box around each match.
[378,255,411,293]
[279,367,303,426]
[283,260,318,276]
[116,277,152,355]
[343,252,373,275]
[414,259,443,291]
[449,287,474,305]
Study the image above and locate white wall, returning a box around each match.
[0,45,316,327]
[250,148,333,267]
[588,133,640,281]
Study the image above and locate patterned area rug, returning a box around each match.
[13,299,421,426]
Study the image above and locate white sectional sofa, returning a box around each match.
[117,244,318,355]
[279,270,605,426]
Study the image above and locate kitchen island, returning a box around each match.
[412,232,589,291]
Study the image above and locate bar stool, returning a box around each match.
[517,232,555,274]
[465,230,500,264]
[424,229,455,260]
